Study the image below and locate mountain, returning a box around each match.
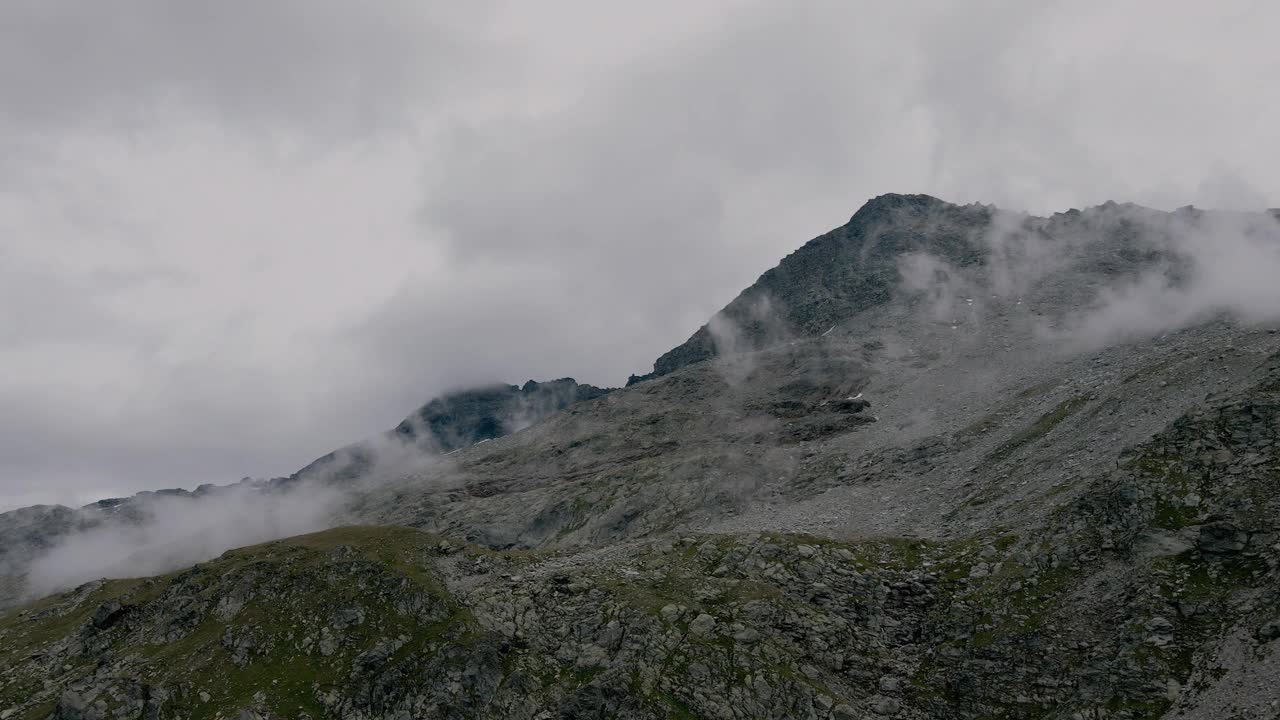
[3,195,1280,719]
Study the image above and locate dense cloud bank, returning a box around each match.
[2,2,1279,505]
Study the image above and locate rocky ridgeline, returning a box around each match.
[287,377,612,485]
[630,195,1179,385]
[351,342,877,550]
[630,194,992,385]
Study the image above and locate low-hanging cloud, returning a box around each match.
[22,483,344,600]
[1057,209,1280,347]
[894,204,1280,350]
[19,427,455,601]
[898,252,981,325]
[705,294,793,385]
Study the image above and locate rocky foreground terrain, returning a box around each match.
[3,194,1280,719]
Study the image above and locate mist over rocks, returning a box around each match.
[3,478,344,604]
[285,377,611,486]
[631,193,1280,384]
[5,194,1280,718]
[0,377,610,605]
[0,505,83,598]
[629,193,988,384]
[7,192,1280,607]
[392,378,612,451]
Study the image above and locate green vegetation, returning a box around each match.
[1121,359,1175,385]
[0,526,477,720]
[1016,380,1061,399]
[989,395,1091,462]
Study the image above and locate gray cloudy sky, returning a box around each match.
[2,1,1277,509]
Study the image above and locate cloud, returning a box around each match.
[914,1,1280,212]
[1056,208,1280,347]
[893,201,1280,351]
[21,482,344,599]
[20,429,453,599]
[0,1,495,139]
[3,1,1280,507]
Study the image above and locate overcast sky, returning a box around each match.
[2,1,1277,509]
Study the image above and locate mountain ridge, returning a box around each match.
[4,194,1280,719]
[625,192,1191,385]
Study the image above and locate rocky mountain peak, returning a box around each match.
[629,194,996,384]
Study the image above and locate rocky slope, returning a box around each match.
[4,363,1280,718]
[3,195,1280,719]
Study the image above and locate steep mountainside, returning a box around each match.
[630,194,991,384]
[4,195,1280,720]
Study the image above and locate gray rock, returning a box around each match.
[1197,521,1249,555]
[89,600,126,630]
[1134,529,1194,558]
[831,703,859,720]
[869,694,901,715]
[689,613,717,637]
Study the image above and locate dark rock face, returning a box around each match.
[631,194,992,383]
[630,194,1185,385]
[0,505,81,575]
[89,600,128,630]
[393,378,611,451]
[0,505,88,608]
[288,377,611,485]
[1196,520,1249,555]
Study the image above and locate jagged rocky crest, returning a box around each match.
[631,194,992,384]
[288,378,611,485]
[4,195,1280,719]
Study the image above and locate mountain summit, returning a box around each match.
[629,193,1186,384]
[631,193,990,383]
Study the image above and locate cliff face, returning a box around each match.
[630,194,1187,384]
[632,194,991,384]
[392,378,612,451]
[5,196,1280,719]
[286,377,611,486]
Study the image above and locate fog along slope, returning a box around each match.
[0,378,609,609]
[5,195,1280,720]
